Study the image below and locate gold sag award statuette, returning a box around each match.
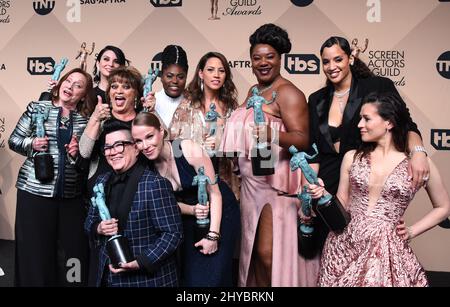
[350,38,369,59]
[76,42,95,71]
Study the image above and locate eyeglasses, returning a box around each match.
[103,140,134,155]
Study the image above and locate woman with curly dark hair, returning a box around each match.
[221,23,319,286]
[307,36,428,254]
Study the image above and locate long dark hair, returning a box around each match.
[186,51,238,111]
[51,68,95,117]
[93,45,129,83]
[320,36,373,87]
[355,92,409,160]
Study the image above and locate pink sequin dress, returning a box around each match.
[318,155,428,287]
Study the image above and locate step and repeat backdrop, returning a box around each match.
[1,0,449,271]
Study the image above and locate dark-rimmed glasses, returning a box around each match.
[103,140,134,155]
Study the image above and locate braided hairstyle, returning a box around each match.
[161,44,189,73]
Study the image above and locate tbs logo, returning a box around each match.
[431,129,450,150]
[150,0,182,7]
[27,57,55,75]
[285,54,320,74]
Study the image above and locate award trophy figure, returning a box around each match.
[289,144,350,232]
[39,57,69,101]
[76,42,95,71]
[204,102,219,157]
[246,86,277,176]
[192,166,218,242]
[32,106,54,182]
[142,67,159,112]
[91,183,133,268]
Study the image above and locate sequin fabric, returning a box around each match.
[318,155,428,287]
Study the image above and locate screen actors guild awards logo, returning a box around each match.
[368,49,406,86]
[223,0,262,17]
[0,0,11,23]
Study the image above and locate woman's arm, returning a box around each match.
[79,97,110,158]
[402,158,450,241]
[182,139,222,234]
[275,83,309,150]
[335,150,355,209]
[407,131,430,189]
[8,102,36,157]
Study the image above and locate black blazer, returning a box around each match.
[308,76,419,195]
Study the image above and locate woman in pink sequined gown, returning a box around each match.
[221,24,320,287]
[308,93,450,287]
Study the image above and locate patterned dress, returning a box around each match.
[318,154,428,287]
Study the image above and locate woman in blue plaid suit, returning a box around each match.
[85,121,183,287]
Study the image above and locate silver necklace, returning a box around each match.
[334,88,350,113]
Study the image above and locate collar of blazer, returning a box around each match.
[316,77,362,152]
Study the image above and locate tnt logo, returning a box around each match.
[431,129,450,150]
[27,57,55,75]
[285,54,320,74]
[150,0,182,7]
[33,0,55,15]
[436,51,450,79]
[291,0,314,7]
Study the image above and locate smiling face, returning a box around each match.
[161,64,187,98]
[358,102,392,142]
[109,78,137,114]
[104,130,139,173]
[131,124,165,161]
[321,44,353,86]
[58,72,87,107]
[97,50,121,79]
[199,57,226,92]
[251,44,281,85]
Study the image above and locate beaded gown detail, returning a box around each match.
[318,155,428,287]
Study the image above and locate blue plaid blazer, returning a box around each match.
[85,166,183,287]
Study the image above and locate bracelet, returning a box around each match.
[410,145,427,158]
[208,230,221,239]
[205,234,220,241]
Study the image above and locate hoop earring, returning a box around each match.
[200,79,204,92]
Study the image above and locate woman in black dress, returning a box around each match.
[307,36,429,250]
[132,112,240,287]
